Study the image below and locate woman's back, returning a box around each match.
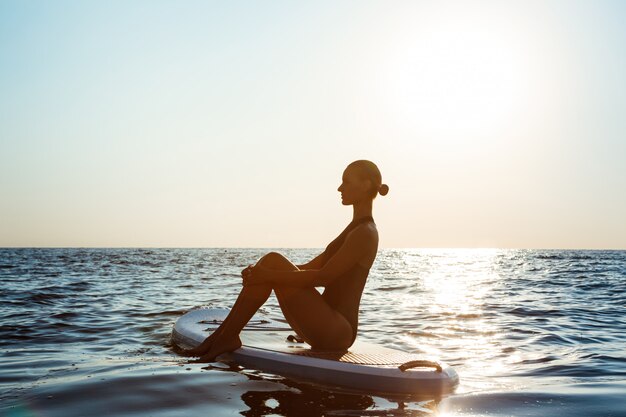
[321,216,377,344]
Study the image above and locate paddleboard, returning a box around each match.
[172,308,459,395]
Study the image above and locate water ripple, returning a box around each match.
[0,248,624,417]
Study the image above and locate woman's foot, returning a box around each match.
[195,336,242,363]
[181,330,222,356]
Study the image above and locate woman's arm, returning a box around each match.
[245,226,375,288]
[296,251,327,270]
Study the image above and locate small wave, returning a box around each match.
[506,307,565,317]
[515,355,559,365]
[377,285,408,292]
[50,311,80,320]
[67,281,92,290]
[534,253,595,261]
[535,254,565,260]
[142,309,188,318]
[580,353,626,364]
[520,363,626,377]
[535,333,576,345]
[403,330,441,339]
[29,292,66,304]
[575,282,611,290]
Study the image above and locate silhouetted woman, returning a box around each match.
[185,160,389,362]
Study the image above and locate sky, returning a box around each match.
[1,0,625,249]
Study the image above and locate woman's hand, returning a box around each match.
[241,264,253,279]
[241,264,254,286]
[242,264,269,287]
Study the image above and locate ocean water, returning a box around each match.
[1,248,625,417]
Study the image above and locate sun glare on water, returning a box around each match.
[398,249,521,392]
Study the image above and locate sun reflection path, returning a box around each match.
[397,249,519,393]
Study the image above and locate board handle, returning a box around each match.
[398,360,442,373]
[287,334,305,343]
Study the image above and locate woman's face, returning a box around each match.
[337,167,371,205]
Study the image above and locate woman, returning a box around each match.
[185,160,389,362]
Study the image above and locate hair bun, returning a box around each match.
[378,184,389,196]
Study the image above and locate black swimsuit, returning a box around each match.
[320,216,375,344]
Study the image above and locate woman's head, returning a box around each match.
[338,160,389,205]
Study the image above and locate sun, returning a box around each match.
[382,10,531,144]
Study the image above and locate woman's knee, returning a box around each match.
[257,252,296,270]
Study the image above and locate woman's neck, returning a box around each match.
[352,200,373,222]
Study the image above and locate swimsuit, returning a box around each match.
[320,216,375,344]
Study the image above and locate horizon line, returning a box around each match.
[1,246,624,251]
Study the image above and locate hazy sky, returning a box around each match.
[1,1,625,248]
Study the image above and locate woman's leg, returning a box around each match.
[233,253,354,351]
[275,287,354,351]
[183,283,271,356]
[192,252,296,361]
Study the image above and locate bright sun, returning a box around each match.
[383,10,530,143]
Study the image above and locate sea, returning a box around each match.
[1,248,625,417]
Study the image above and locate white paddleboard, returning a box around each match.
[172,308,459,395]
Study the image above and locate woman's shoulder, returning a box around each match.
[350,222,378,267]
[348,220,378,242]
